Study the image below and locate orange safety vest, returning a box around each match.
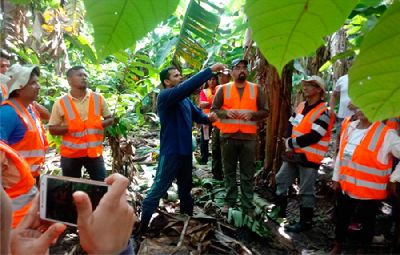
[3,99,47,177]
[219,81,258,134]
[201,87,219,114]
[1,141,37,228]
[338,121,392,200]
[59,92,104,158]
[291,101,334,165]
[201,86,221,128]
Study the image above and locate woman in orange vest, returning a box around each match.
[198,74,218,165]
[330,108,400,254]
[0,64,48,180]
[0,140,37,228]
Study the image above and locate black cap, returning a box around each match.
[231,59,248,68]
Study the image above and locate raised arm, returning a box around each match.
[158,64,225,108]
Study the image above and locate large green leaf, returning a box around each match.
[172,0,221,70]
[349,0,400,121]
[83,0,180,60]
[245,0,358,74]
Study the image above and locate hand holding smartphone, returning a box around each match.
[40,175,109,226]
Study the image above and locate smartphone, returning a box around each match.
[40,175,109,226]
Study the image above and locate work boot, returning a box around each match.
[275,195,288,218]
[285,207,313,233]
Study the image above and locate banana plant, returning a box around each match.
[172,0,222,70]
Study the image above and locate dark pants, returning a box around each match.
[61,156,106,181]
[211,128,223,180]
[221,138,256,212]
[141,154,193,226]
[199,125,211,164]
[335,192,380,243]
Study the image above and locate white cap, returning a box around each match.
[3,64,40,98]
[303,75,326,93]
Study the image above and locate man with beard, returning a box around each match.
[275,76,334,232]
[211,59,268,216]
[49,66,113,181]
[0,64,48,180]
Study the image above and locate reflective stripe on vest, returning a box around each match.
[339,174,387,191]
[309,103,327,123]
[368,123,385,151]
[220,119,257,125]
[220,109,257,125]
[17,149,46,158]
[292,130,330,147]
[339,158,392,177]
[61,140,103,149]
[299,146,326,157]
[62,96,76,119]
[93,93,100,116]
[69,129,103,138]
[9,99,34,131]
[12,185,37,211]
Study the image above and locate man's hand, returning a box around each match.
[10,196,66,255]
[240,112,253,121]
[208,112,218,122]
[227,110,240,119]
[73,173,136,255]
[210,63,225,73]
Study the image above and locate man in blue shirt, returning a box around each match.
[136,63,225,237]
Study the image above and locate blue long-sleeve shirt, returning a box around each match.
[157,68,212,156]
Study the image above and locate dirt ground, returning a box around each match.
[44,134,399,254]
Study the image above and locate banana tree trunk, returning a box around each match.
[254,49,292,187]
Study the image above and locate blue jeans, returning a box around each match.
[275,161,318,208]
[61,156,106,181]
[141,154,193,226]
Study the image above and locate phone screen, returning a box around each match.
[43,176,108,226]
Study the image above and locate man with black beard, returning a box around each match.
[211,59,268,216]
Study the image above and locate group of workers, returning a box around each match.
[0,52,136,254]
[1,49,400,254]
[274,71,400,253]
